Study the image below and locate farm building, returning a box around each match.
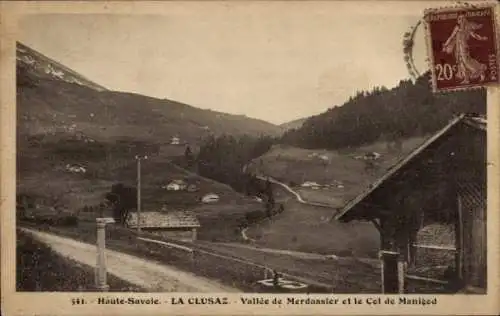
[187,184,199,192]
[335,114,486,294]
[65,163,86,173]
[164,179,188,191]
[126,211,201,241]
[201,193,220,203]
[301,181,321,189]
[170,136,181,145]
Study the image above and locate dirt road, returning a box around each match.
[21,228,240,293]
[255,175,335,209]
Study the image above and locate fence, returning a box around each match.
[137,236,333,293]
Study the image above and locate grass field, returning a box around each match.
[20,221,454,293]
[17,135,262,240]
[21,222,381,293]
[247,136,428,206]
[245,184,380,257]
[17,229,143,292]
[241,137,428,257]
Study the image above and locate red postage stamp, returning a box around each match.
[425,5,499,92]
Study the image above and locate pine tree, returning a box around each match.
[184,145,194,168]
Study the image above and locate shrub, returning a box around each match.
[23,214,79,227]
[56,215,79,226]
[245,209,266,225]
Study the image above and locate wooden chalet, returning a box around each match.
[126,210,201,241]
[335,114,486,294]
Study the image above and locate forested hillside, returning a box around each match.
[281,73,486,150]
[196,135,276,193]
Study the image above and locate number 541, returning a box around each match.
[435,64,457,80]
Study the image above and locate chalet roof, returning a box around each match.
[170,179,187,184]
[126,211,200,229]
[203,193,219,198]
[334,114,486,222]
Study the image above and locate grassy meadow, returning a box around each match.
[17,134,262,241]
[247,136,428,206]
[17,229,143,292]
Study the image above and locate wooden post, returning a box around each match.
[96,219,109,291]
[379,251,385,293]
[95,217,115,291]
[456,195,464,281]
[191,228,197,241]
[379,250,399,293]
[397,254,407,294]
[190,249,195,270]
[136,157,142,233]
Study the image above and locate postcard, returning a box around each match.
[1,1,499,315]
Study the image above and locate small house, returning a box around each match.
[65,163,86,174]
[187,184,199,192]
[301,181,321,189]
[318,155,329,161]
[201,193,220,203]
[253,196,263,203]
[171,136,181,145]
[126,211,201,241]
[364,152,381,160]
[335,114,486,294]
[164,180,188,191]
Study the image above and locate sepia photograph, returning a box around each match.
[3,0,498,310]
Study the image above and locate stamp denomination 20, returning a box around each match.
[425,5,499,92]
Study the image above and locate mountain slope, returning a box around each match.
[16,42,274,242]
[17,42,283,144]
[17,42,107,92]
[280,117,307,131]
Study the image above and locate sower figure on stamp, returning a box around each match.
[442,14,488,84]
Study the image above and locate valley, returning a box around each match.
[14,40,486,294]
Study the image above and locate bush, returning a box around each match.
[56,215,79,226]
[245,209,266,225]
[16,230,139,291]
[22,214,79,227]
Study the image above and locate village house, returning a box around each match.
[335,114,486,294]
[201,193,220,203]
[170,136,181,145]
[163,179,188,191]
[187,184,199,192]
[65,163,86,174]
[126,210,201,241]
[301,181,321,189]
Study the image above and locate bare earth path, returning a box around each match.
[21,228,240,293]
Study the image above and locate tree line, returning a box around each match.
[196,134,276,193]
[281,72,486,150]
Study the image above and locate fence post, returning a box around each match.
[191,250,195,270]
[95,217,115,291]
[397,255,407,294]
[379,250,400,293]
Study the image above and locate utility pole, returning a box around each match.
[135,154,148,233]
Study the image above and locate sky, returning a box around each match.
[18,1,440,125]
